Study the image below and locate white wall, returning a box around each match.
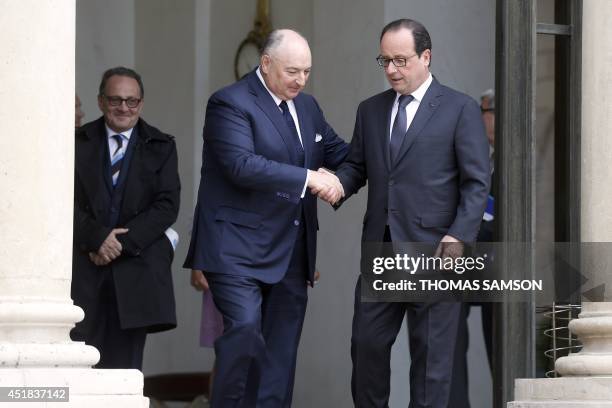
[76,0,135,122]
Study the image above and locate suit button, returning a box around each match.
[388,180,395,186]
[294,220,300,226]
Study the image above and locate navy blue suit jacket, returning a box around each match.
[184,70,348,283]
[336,78,490,244]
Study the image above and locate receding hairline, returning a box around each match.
[261,29,309,57]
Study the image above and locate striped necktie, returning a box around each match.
[110,134,125,187]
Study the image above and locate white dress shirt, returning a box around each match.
[389,73,433,139]
[106,125,133,159]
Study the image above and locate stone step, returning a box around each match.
[0,368,148,408]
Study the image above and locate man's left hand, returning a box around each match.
[190,269,210,291]
[434,235,464,260]
[98,228,129,260]
[307,269,321,287]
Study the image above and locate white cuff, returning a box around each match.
[300,171,309,198]
[164,227,179,251]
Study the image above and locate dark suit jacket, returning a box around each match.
[184,69,348,284]
[72,117,180,334]
[336,78,490,245]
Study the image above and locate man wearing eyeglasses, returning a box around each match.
[332,19,490,407]
[71,67,180,370]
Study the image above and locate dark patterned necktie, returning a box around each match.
[279,100,305,167]
[110,134,125,187]
[280,101,303,149]
[390,94,414,164]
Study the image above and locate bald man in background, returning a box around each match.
[184,29,348,407]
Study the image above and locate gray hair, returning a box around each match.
[261,29,307,56]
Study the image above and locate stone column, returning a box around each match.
[554,0,612,378]
[0,1,147,406]
[509,1,612,406]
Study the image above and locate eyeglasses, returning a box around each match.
[376,54,418,68]
[103,95,142,108]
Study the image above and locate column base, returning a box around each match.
[0,298,100,367]
[0,368,148,407]
[508,377,612,407]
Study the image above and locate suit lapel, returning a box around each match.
[248,71,298,164]
[122,119,161,213]
[79,118,112,195]
[393,79,443,166]
[380,90,396,173]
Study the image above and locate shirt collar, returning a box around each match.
[395,72,433,104]
[105,124,134,140]
[256,67,284,107]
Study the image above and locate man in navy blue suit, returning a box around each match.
[332,19,490,407]
[184,29,348,407]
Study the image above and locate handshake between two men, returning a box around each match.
[307,167,344,205]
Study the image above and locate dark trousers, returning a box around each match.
[448,303,470,408]
[448,303,494,408]
[206,228,308,408]
[71,270,147,370]
[447,216,496,407]
[351,227,463,408]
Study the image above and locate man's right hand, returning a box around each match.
[191,269,210,291]
[308,169,344,204]
[89,252,111,266]
[98,228,129,261]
